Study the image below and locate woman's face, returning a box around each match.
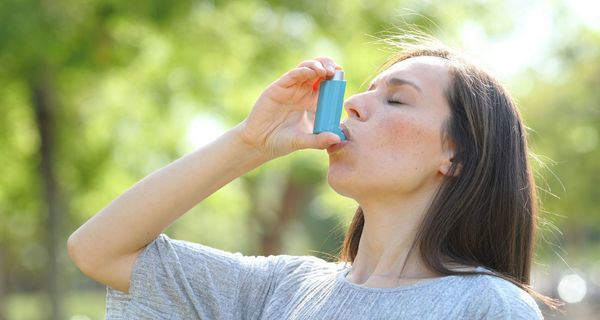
[327,56,454,201]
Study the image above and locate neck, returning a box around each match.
[348,188,441,287]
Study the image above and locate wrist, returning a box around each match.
[229,123,272,165]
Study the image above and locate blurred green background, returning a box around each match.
[1,0,598,319]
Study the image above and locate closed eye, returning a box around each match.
[387,100,403,105]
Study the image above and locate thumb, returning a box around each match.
[294,132,341,150]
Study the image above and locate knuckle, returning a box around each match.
[300,60,325,71]
[314,56,334,65]
[298,60,316,67]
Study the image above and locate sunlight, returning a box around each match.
[460,0,553,79]
[185,114,227,149]
[569,0,600,29]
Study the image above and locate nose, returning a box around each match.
[343,93,369,121]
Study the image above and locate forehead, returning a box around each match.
[372,56,451,93]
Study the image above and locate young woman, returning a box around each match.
[68,41,551,319]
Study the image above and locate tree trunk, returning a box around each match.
[260,173,306,255]
[0,250,5,320]
[30,66,64,320]
[243,172,313,256]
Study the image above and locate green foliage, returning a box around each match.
[4,291,105,320]
[0,0,598,318]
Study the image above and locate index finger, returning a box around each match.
[309,56,343,77]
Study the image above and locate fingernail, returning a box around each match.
[326,64,335,73]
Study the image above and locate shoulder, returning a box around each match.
[456,268,544,319]
[271,253,345,278]
[145,234,341,280]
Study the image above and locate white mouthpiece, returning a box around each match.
[332,70,344,80]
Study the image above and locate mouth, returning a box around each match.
[340,122,351,141]
[327,123,352,154]
[327,140,348,154]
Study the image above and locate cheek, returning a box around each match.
[364,115,442,178]
[375,116,430,156]
[327,114,444,195]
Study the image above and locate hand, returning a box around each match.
[235,57,343,160]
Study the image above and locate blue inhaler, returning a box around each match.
[313,69,347,141]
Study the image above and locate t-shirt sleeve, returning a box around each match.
[105,234,286,319]
[464,275,545,320]
[483,289,544,319]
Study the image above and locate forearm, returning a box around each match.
[68,57,340,291]
[68,125,269,267]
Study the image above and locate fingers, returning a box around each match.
[315,132,341,149]
[297,59,331,77]
[301,56,342,76]
[307,110,316,123]
[299,56,343,79]
[293,131,341,150]
[285,67,321,84]
[280,57,342,88]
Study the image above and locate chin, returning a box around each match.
[326,167,357,198]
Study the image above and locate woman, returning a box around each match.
[68,41,551,319]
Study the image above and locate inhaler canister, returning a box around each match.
[313,70,347,141]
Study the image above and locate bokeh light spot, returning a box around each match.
[558,274,587,303]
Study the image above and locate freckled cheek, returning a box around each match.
[363,118,439,171]
[377,118,427,150]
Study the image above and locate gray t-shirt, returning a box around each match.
[106,234,544,319]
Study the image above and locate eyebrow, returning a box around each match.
[368,78,422,93]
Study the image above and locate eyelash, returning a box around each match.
[387,100,403,105]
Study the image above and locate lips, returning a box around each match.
[327,140,348,153]
[340,123,351,140]
[327,123,351,154]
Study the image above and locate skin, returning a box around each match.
[67,56,459,293]
[67,57,341,292]
[328,57,459,287]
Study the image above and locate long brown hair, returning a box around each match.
[339,41,559,309]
